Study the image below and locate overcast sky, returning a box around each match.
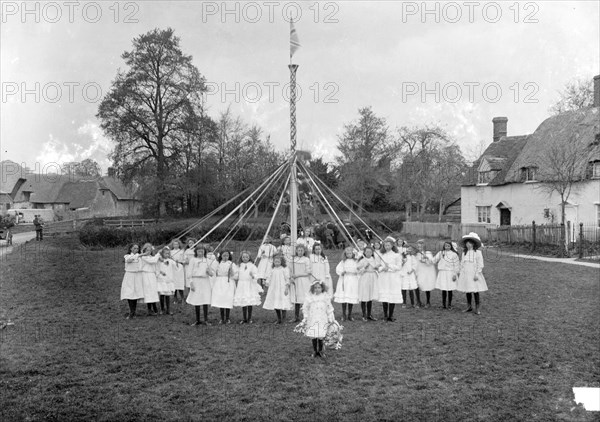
[1,1,598,174]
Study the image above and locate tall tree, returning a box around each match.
[391,125,452,221]
[336,107,392,213]
[549,77,594,115]
[97,28,207,216]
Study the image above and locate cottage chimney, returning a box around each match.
[594,75,600,108]
[107,167,116,177]
[492,117,508,142]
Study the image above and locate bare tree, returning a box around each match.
[549,77,594,116]
[536,133,589,256]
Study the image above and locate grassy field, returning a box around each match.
[0,236,598,421]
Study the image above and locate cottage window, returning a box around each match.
[593,162,600,179]
[521,167,537,182]
[478,170,498,185]
[477,206,491,223]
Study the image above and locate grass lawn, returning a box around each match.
[1,237,598,421]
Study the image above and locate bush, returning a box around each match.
[79,221,269,248]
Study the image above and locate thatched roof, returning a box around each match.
[55,181,99,209]
[464,106,600,186]
[16,174,72,203]
[505,107,600,182]
[98,176,139,200]
[463,135,529,186]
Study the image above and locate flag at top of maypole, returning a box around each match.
[290,20,301,59]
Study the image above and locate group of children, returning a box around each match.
[120,231,488,356]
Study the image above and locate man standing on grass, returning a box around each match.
[33,215,43,241]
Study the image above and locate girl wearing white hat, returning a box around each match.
[456,233,488,314]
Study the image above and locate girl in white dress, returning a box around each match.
[120,243,143,319]
[377,237,403,322]
[278,235,294,265]
[205,244,218,288]
[433,241,460,310]
[156,247,176,315]
[169,239,186,305]
[301,281,335,358]
[256,237,277,287]
[187,245,214,325]
[263,255,292,324]
[183,238,197,297]
[233,251,262,324]
[357,246,379,321]
[140,243,160,316]
[310,243,332,294]
[334,247,360,321]
[400,247,419,308]
[457,233,488,315]
[290,244,312,323]
[372,239,382,254]
[414,240,437,308]
[211,251,238,324]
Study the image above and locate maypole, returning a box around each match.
[289,19,301,248]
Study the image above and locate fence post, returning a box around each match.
[559,223,565,257]
[578,222,584,259]
[531,221,536,252]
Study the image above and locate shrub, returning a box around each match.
[79,221,269,248]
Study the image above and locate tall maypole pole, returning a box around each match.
[289,20,301,247]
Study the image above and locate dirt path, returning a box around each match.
[0,231,37,258]
[487,247,600,269]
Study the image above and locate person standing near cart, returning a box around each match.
[33,215,43,241]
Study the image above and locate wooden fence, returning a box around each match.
[402,221,599,248]
[401,222,494,241]
[103,219,162,228]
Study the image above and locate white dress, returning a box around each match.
[434,251,460,291]
[186,257,213,306]
[170,249,186,291]
[156,259,176,296]
[415,251,437,291]
[140,254,160,303]
[256,243,277,279]
[302,293,335,339]
[334,259,360,304]
[377,251,403,303]
[210,261,237,309]
[279,245,294,265]
[263,266,292,310]
[357,256,379,301]
[120,254,144,300]
[310,254,332,295]
[233,262,263,307]
[400,256,418,290]
[289,256,312,305]
[457,250,488,293]
[183,248,196,288]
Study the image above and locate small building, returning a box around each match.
[461,75,600,236]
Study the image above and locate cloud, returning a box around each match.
[35,122,113,172]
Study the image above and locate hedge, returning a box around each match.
[79,222,269,248]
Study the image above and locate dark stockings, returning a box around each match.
[382,302,389,319]
[127,299,137,317]
[442,291,453,307]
